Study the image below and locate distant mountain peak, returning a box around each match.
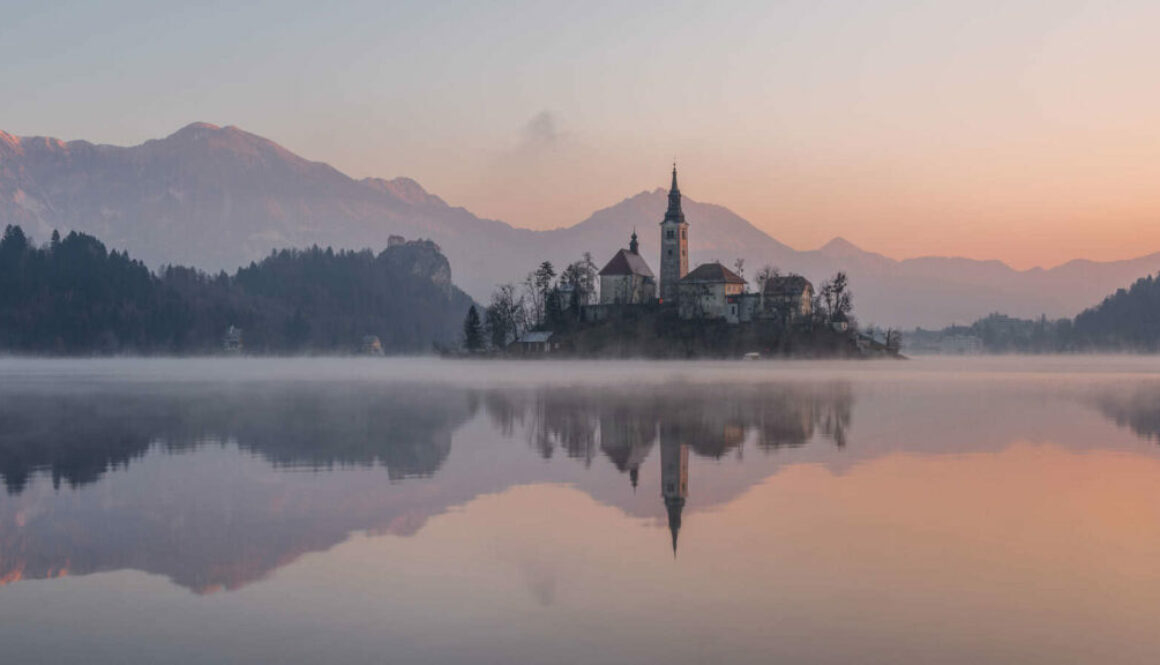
[181,121,221,131]
[818,237,864,255]
[162,122,272,147]
[165,122,226,141]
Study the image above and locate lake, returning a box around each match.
[3,356,1160,664]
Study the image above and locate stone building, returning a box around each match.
[762,275,814,321]
[659,165,689,304]
[598,230,656,305]
[361,335,384,356]
[728,292,763,324]
[512,331,556,354]
[677,262,746,320]
[223,325,243,353]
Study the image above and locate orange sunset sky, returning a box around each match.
[3,1,1159,268]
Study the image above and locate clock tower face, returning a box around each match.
[659,166,688,303]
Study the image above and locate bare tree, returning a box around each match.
[486,283,525,348]
[885,328,902,353]
[559,253,599,312]
[818,272,853,326]
[755,265,780,293]
[523,261,557,328]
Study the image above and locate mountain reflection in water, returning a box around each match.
[6,359,1160,665]
[0,379,856,591]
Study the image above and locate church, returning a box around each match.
[591,165,807,324]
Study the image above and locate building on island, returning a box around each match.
[575,165,822,329]
[677,262,746,321]
[512,331,556,354]
[659,165,689,304]
[598,230,656,304]
[223,325,243,353]
[762,275,814,322]
[729,291,763,324]
[361,335,384,356]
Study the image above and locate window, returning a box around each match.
[668,249,673,257]
[681,229,686,239]
[667,230,674,240]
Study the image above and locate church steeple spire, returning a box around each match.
[664,163,685,224]
[629,228,639,255]
[660,431,688,558]
[666,495,684,557]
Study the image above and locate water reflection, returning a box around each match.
[1089,382,1160,442]
[0,380,855,592]
[4,373,1160,599]
[483,383,851,468]
[0,385,476,494]
[481,384,852,554]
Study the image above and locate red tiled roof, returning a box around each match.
[680,262,746,284]
[599,249,655,277]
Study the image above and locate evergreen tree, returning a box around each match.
[525,261,556,327]
[545,288,565,329]
[463,305,484,352]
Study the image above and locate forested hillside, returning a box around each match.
[1072,274,1160,350]
[0,225,473,354]
[908,272,1160,353]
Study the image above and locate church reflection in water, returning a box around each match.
[5,375,1160,596]
[661,430,688,555]
[0,380,855,591]
[482,383,854,553]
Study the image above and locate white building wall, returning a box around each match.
[678,283,728,319]
[600,274,655,305]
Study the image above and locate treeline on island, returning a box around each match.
[464,257,600,351]
[909,272,1160,353]
[0,225,473,354]
[461,255,885,358]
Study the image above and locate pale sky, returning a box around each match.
[3,0,1160,268]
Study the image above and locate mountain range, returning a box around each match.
[3,122,1158,328]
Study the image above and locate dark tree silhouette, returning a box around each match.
[463,306,484,352]
[0,225,473,354]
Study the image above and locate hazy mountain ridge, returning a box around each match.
[4,122,1160,327]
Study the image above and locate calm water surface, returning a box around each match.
[3,357,1160,664]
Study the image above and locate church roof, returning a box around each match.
[763,275,813,296]
[599,249,655,277]
[681,262,746,285]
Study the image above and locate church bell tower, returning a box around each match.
[659,164,689,303]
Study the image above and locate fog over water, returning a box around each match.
[3,356,1160,664]
[6,354,1160,387]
